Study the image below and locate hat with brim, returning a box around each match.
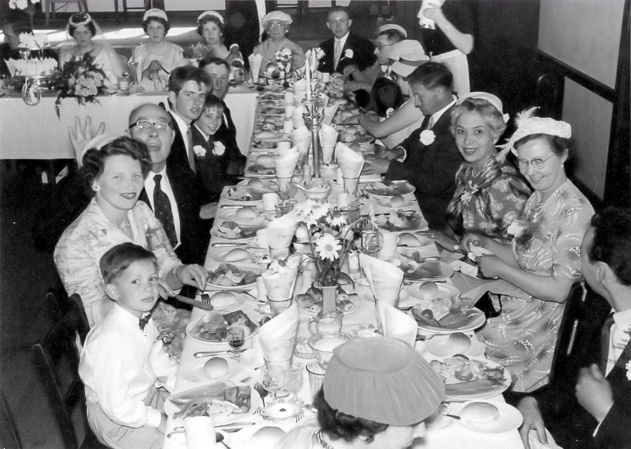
[375,23,408,39]
[388,40,429,77]
[143,8,168,23]
[197,11,224,25]
[391,58,429,78]
[323,337,444,427]
[262,11,293,27]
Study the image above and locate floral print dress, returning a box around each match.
[476,180,594,392]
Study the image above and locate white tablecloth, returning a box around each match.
[0,86,258,160]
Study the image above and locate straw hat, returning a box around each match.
[323,337,444,426]
[389,40,429,78]
[262,11,293,27]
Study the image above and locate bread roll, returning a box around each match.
[203,357,229,379]
[448,332,471,354]
[248,426,285,449]
[210,291,237,308]
[235,207,258,220]
[248,179,264,189]
[460,402,500,423]
[223,248,250,262]
[417,282,440,301]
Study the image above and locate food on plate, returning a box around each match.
[261,121,278,131]
[430,357,508,390]
[398,232,421,247]
[247,179,265,189]
[246,164,276,175]
[191,311,257,342]
[448,332,472,354]
[296,285,357,315]
[249,426,286,448]
[203,357,229,379]
[460,402,500,424]
[224,187,258,201]
[256,155,276,168]
[176,385,252,419]
[412,294,475,323]
[390,195,406,208]
[209,291,237,308]
[375,210,422,231]
[234,206,259,220]
[208,264,259,286]
[416,281,440,301]
[255,131,276,141]
[223,248,251,262]
[399,254,453,281]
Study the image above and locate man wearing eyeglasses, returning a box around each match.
[129,103,209,265]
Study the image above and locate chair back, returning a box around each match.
[0,386,23,449]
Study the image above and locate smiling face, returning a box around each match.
[453,110,498,168]
[146,20,166,43]
[516,136,567,199]
[266,20,289,41]
[196,105,223,136]
[327,10,352,39]
[105,259,159,317]
[94,154,145,214]
[169,80,209,123]
[202,62,229,99]
[128,104,174,172]
[71,25,94,48]
[201,21,222,46]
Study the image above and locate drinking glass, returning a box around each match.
[361,229,384,256]
[226,326,245,361]
[262,358,291,401]
[284,366,305,401]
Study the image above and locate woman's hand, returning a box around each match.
[423,6,448,28]
[459,233,487,252]
[517,397,547,449]
[175,264,208,289]
[477,255,507,279]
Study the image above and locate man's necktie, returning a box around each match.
[153,175,177,248]
[139,312,152,331]
[600,313,615,373]
[186,126,195,172]
[420,115,431,131]
[334,39,343,70]
[427,116,435,130]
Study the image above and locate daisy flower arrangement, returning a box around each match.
[274,47,293,82]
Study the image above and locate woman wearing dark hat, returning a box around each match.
[278,337,444,449]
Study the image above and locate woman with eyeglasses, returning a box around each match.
[460,110,594,393]
[445,92,531,241]
[252,10,305,75]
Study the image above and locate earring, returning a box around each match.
[93,183,100,192]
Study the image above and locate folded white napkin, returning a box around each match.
[293,126,311,159]
[248,53,263,80]
[292,106,307,130]
[265,213,300,249]
[319,124,339,164]
[378,302,418,347]
[275,146,300,178]
[261,254,301,300]
[255,302,299,362]
[359,253,404,305]
[335,142,364,178]
[322,104,340,126]
[417,0,446,29]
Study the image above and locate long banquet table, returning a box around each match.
[162,87,526,449]
[0,85,258,160]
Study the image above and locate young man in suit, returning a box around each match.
[518,207,631,449]
[129,103,209,265]
[366,62,461,229]
[317,6,376,75]
[165,66,210,173]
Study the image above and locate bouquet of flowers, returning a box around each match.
[54,53,113,116]
[9,0,39,9]
[273,47,293,82]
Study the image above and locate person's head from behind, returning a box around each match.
[581,208,631,309]
[196,94,224,136]
[168,66,210,123]
[317,337,444,449]
[373,24,406,64]
[142,8,170,43]
[371,77,404,117]
[327,6,352,39]
[81,137,151,212]
[199,57,230,99]
[197,11,224,46]
[406,62,453,116]
[68,12,96,47]
[450,92,508,168]
[128,103,175,172]
[100,243,159,317]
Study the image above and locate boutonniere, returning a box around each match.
[419,130,436,145]
[507,220,527,238]
[344,49,354,59]
[626,361,631,381]
[213,141,226,156]
[193,145,206,158]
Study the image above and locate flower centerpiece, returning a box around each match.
[9,0,39,9]
[268,47,293,85]
[54,53,113,117]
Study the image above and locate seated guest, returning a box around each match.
[318,6,376,75]
[130,103,209,265]
[224,0,265,66]
[191,94,244,202]
[165,66,210,173]
[366,62,462,229]
[58,12,124,84]
[460,110,595,392]
[517,207,631,449]
[132,8,185,91]
[278,337,444,449]
[445,92,531,241]
[80,243,177,449]
[54,137,207,326]
[252,10,305,74]
[185,11,229,60]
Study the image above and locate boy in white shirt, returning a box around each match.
[79,243,178,449]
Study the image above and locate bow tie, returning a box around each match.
[139,313,152,331]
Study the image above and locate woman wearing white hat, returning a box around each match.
[185,11,229,61]
[278,337,444,449]
[132,8,185,90]
[252,10,305,75]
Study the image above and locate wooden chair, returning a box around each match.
[44,0,89,26]
[31,304,106,449]
[0,386,23,449]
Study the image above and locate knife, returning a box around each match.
[171,294,214,311]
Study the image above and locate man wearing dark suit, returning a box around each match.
[165,66,210,174]
[129,103,209,265]
[317,6,376,75]
[517,208,631,449]
[366,62,461,229]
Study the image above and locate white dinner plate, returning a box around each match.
[413,307,486,334]
[205,266,262,292]
[424,334,486,359]
[433,358,511,401]
[401,259,455,282]
[399,282,460,309]
[458,401,523,433]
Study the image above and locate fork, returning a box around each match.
[295,411,304,423]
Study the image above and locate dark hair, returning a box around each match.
[589,207,631,286]
[202,93,224,111]
[143,16,170,34]
[450,97,507,137]
[406,61,453,90]
[100,243,157,284]
[81,136,151,188]
[315,388,388,443]
[68,13,96,37]
[514,133,570,158]
[199,56,230,72]
[371,77,404,117]
[197,14,224,39]
[328,6,350,19]
[168,65,210,95]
